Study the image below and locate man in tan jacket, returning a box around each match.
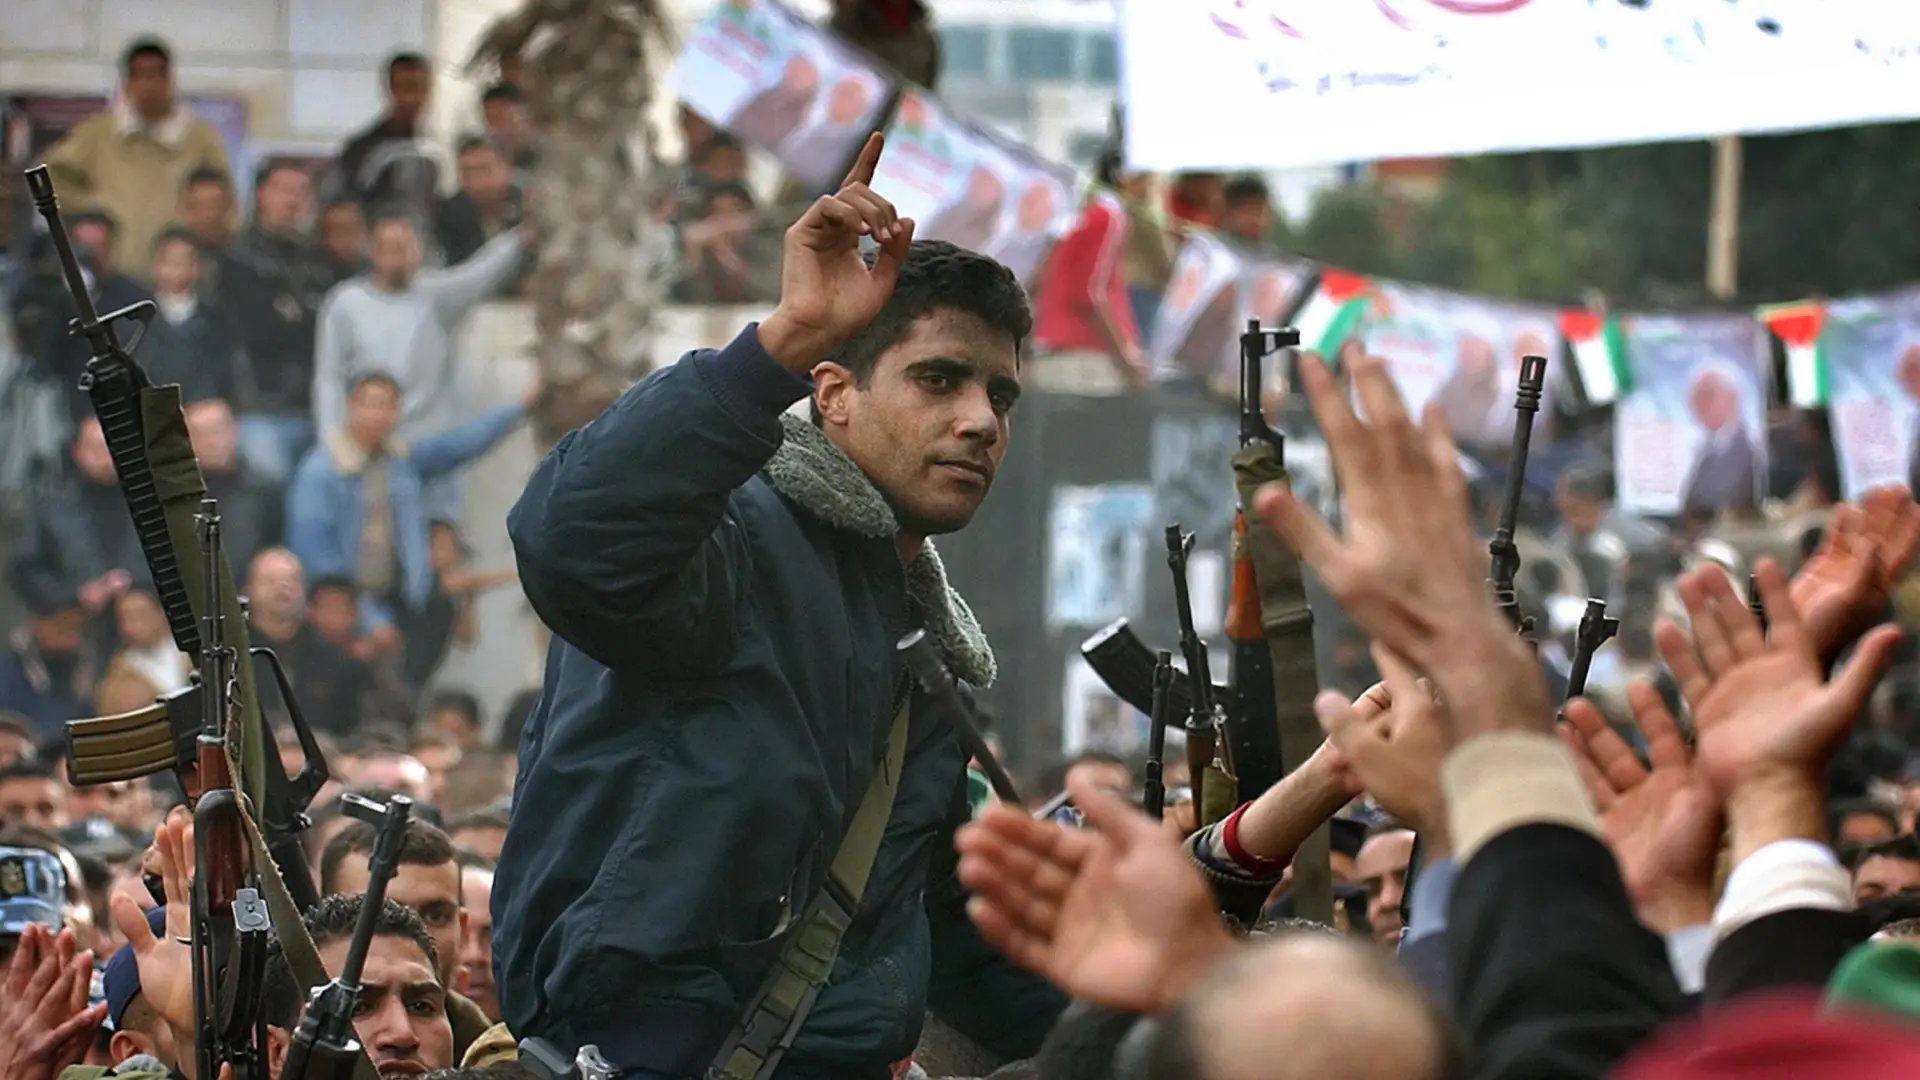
[43,36,229,283]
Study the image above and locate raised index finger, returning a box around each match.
[843,132,885,189]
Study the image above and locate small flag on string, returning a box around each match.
[1759,301,1827,408]
[1561,309,1629,404]
[1290,268,1373,360]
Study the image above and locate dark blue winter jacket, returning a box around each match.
[494,325,1065,1079]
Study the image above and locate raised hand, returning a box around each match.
[1658,559,1901,803]
[0,924,105,1080]
[1790,488,1920,659]
[1561,685,1720,933]
[758,132,916,373]
[110,807,195,1032]
[957,775,1232,1013]
[1253,353,1549,742]
[1316,646,1448,844]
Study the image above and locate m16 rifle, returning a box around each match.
[281,793,414,1080]
[25,167,364,1079]
[1489,355,1549,638]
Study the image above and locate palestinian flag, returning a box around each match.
[1560,309,1629,405]
[1759,301,1827,408]
[1290,269,1373,359]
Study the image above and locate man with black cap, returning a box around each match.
[56,907,181,1079]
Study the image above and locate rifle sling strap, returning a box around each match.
[1231,444,1333,927]
[710,698,913,1080]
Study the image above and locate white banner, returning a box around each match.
[1120,1,1920,170]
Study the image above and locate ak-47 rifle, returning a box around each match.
[1079,618,1226,722]
[1564,598,1621,703]
[1143,652,1173,820]
[899,630,1021,804]
[1167,526,1234,825]
[25,167,365,1080]
[1489,355,1549,638]
[281,793,414,1080]
[189,500,271,1080]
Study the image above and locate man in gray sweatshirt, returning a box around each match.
[312,209,527,444]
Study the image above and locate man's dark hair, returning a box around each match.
[706,131,744,154]
[263,895,439,1028]
[456,133,504,158]
[498,689,541,752]
[422,1066,542,1079]
[253,156,309,192]
[181,167,231,195]
[388,52,431,78]
[428,690,483,733]
[0,759,58,785]
[1222,175,1270,206]
[321,197,365,218]
[307,574,357,600]
[367,205,418,233]
[481,83,527,106]
[1829,798,1899,844]
[700,180,757,215]
[1034,1001,1146,1080]
[1878,917,1920,940]
[0,711,36,747]
[348,370,403,397]
[149,225,199,260]
[827,240,1031,387]
[448,810,508,836]
[320,818,459,895]
[70,208,119,236]
[122,37,171,76]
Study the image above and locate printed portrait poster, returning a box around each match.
[1357,283,1560,447]
[1233,257,1311,394]
[677,0,893,190]
[1614,314,1769,517]
[1046,483,1156,630]
[871,93,1074,284]
[1147,231,1245,386]
[1823,287,1920,497]
[1061,656,1153,756]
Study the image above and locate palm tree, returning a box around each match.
[468,0,678,443]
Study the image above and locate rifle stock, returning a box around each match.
[1080,619,1228,721]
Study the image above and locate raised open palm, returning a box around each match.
[1658,559,1901,800]
[1562,684,1720,930]
[1789,488,1920,659]
[956,775,1230,1013]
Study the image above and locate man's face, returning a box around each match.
[1219,196,1272,244]
[1553,483,1603,535]
[1063,760,1130,800]
[124,54,172,119]
[348,379,403,447]
[704,146,747,185]
[370,220,422,286]
[332,855,465,988]
[459,867,497,1021]
[0,778,69,830]
[457,147,510,206]
[317,934,452,1078]
[321,205,368,263]
[307,589,357,645]
[482,100,526,146]
[186,401,239,472]
[1355,830,1415,945]
[151,238,200,295]
[72,222,114,272]
[815,310,1020,540]
[32,608,87,657]
[353,756,434,806]
[256,168,313,233]
[705,192,755,240]
[114,589,169,650]
[1690,373,1741,433]
[388,65,432,124]
[1854,854,1920,903]
[1838,812,1897,847]
[247,551,306,625]
[68,779,137,827]
[179,181,231,245]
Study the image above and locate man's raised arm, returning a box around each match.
[506,133,917,674]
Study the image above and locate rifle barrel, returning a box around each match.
[1144,652,1172,820]
[24,168,102,326]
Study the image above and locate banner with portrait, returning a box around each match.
[1614,314,1769,516]
[871,91,1076,284]
[1822,287,1920,497]
[1147,230,1246,387]
[1356,283,1561,447]
[676,0,896,191]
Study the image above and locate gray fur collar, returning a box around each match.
[763,413,996,688]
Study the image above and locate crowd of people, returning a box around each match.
[4,3,1920,1079]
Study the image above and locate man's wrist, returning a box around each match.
[1639,887,1716,937]
[1726,769,1827,866]
[757,309,835,375]
[1426,631,1553,741]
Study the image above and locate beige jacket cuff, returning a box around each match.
[1442,731,1600,863]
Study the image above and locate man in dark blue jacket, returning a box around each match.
[495,134,1066,1079]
